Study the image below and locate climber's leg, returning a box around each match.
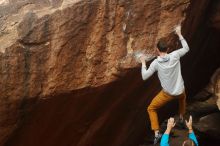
[147,90,174,133]
[178,91,186,119]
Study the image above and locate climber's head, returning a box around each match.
[182,139,195,146]
[156,39,168,54]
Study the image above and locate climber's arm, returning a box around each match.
[141,59,157,80]
[171,25,190,58]
[173,35,189,57]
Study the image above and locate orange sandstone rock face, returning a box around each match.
[0,0,190,146]
[0,0,189,96]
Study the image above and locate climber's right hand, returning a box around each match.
[174,25,182,36]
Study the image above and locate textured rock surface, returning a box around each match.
[0,0,219,146]
[186,68,220,143]
[0,0,189,97]
[0,0,190,145]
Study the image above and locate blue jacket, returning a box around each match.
[160,132,199,146]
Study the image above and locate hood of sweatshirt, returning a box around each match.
[157,55,170,63]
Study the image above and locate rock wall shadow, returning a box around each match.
[4,67,161,146]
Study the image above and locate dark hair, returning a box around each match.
[157,39,168,52]
[182,139,195,146]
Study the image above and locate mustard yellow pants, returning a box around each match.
[147,90,186,130]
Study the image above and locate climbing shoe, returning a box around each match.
[153,133,162,145]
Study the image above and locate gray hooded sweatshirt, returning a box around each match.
[141,36,189,96]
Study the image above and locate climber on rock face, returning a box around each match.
[139,25,190,144]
